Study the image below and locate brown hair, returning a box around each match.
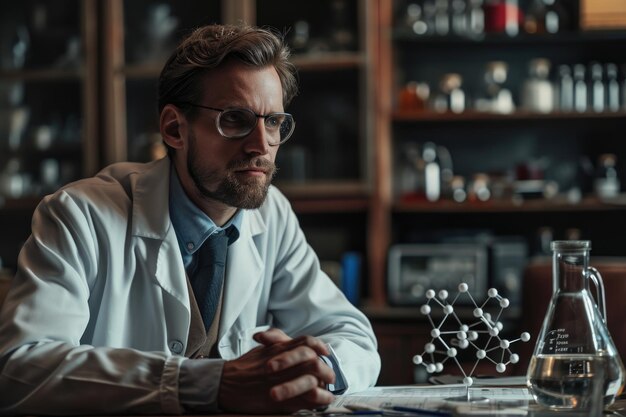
[158,24,298,119]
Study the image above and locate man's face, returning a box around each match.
[180,61,283,210]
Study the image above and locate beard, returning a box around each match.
[186,131,276,209]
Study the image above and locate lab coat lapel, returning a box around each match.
[131,158,190,309]
[219,209,265,339]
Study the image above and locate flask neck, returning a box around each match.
[553,250,589,292]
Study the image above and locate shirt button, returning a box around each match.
[169,340,184,354]
[186,242,194,250]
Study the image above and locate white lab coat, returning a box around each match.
[0,158,380,415]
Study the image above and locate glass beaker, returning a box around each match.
[527,240,625,411]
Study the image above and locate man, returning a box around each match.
[0,24,380,415]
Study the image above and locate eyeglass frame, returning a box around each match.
[177,102,296,146]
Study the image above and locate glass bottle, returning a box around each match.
[466,0,485,37]
[527,240,626,411]
[590,62,605,113]
[521,58,553,113]
[525,0,567,34]
[557,64,574,112]
[484,61,514,113]
[606,63,620,112]
[451,0,467,36]
[434,0,450,36]
[573,64,587,113]
[594,153,620,199]
[436,73,465,113]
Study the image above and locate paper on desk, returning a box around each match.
[429,375,528,386]
[331,385,533,415]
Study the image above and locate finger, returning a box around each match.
[253,328,291,345]
[270,374,325,402]
[273,354,336,385]
[268,344,319,372]
[282,335,330,357]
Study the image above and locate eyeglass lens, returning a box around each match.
[218,109,293,144]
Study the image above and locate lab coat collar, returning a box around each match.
[131,157,173,240]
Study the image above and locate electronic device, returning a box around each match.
[388,243,488,305]
[387,239,527,307]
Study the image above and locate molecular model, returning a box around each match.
[413,283,531,387]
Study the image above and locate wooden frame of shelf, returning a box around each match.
[369,0,394,307]
[392,29,626,45]
[394,196,626,213]
[393,110,626,122]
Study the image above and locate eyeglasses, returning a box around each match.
[181,103,295,146]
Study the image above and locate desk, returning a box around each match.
[25,386,626,417]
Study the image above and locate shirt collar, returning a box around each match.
[169,164,242,258]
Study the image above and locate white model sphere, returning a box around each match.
[476,350,486,359]
[420,304,431,315]
[413,355,423,364]
[521,332,531,342]
[458,339,469,349]
[435,363,444,372]
[447,348,457,357]
[443,305,454,314]
[426,289,436,299]
[496,363,506,373]
[489,327,500,337]
[510,353,519,364]
[426,363,436,373]
[495,321,503,331]
[500,298,510,308]
[425,343,436,353]
[438,290,449,300]
[457,331,467,340]
[500,339,510,349]
[488,288,498,297]
[459,283,469,292]
[484,312,492,321]
[468,331,479,341]
[460,324,469,332]
[431,328,441,338]
[473,308,483,318]
[464,377,474,386]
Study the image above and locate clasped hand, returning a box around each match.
[218,328,337,413]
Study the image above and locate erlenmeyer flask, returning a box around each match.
[527,240,625,410]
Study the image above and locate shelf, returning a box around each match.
[277,180,369,196]
[392,110,626,123]
[363,305,522,321]
[394,196,626,213]
[291,51,365,70]
[1,144,83,158]
[392,29,626,46]
[119,64,162,79]
[0,196,42,212]
[0,68,84,82]
[290,197,369,213]
[277,181,370,213]
[118,51,366,79]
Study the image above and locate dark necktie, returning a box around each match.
[190,230,231,332]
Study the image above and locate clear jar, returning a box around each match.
[521,58,554,113]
